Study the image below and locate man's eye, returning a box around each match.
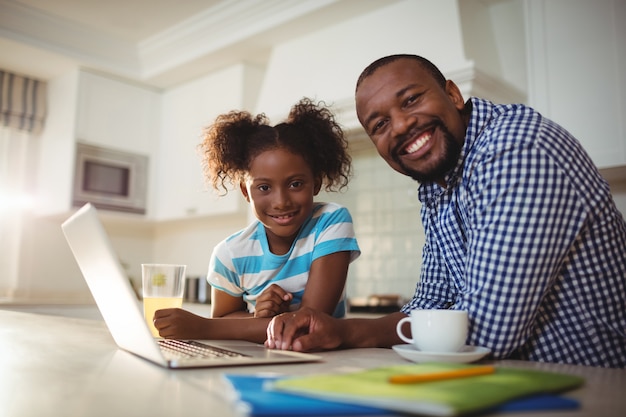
[371,119,387,134]
[405,94,420,107]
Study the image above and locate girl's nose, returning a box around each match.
[272,187,291,209]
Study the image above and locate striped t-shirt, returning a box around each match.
[207,202,360,317]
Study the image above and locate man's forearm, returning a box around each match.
[339,312,407,348]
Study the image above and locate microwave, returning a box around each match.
[72,142,148,214]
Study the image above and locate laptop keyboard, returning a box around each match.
[158,339,247,360]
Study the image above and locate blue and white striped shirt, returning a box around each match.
[402,97,626,368]
[208,202,360,318]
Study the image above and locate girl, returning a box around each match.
[153,98,360,343]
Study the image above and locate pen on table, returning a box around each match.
[388,365,496,384]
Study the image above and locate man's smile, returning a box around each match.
[396,126,437,161]
[404,130,433,155]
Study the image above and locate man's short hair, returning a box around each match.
[356,54,447,92]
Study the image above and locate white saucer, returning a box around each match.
[392,344,491,364]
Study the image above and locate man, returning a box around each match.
[265,54,626,368]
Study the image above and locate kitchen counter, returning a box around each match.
[0,302,384,320]
[1,309,625,417]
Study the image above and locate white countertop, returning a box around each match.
[0,302,384,320]
[1,309,624,417]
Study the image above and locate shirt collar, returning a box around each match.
[418,97,492,203]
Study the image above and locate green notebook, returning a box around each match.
[271,363,584,416]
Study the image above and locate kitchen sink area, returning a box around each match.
[348,294,404,314]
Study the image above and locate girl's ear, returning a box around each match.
[239,182,250,202]
[313,178,322,196]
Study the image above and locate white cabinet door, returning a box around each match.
[35,71,79,216]
[75,71,159,156]
[526,0,626,168]
[152,65,251,220]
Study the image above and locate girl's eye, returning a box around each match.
[257,184,270,192]
[290,181,303,189]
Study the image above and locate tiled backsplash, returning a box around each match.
[330,148,626,306]
[319,145,425,303]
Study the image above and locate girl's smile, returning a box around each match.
[240,148,320,255]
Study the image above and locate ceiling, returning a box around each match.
[0,0,391,89]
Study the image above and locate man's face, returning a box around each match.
[355,59,467,185]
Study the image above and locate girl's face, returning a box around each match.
[240,148,321,255]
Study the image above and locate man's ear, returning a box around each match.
[239,182,250,202]
[445,80,465,111]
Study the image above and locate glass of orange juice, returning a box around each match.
[141,263,186,337]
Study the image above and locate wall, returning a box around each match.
[151,213,246,279]
[318,141,424,302]
[458,0,527,93]
[8,0,626,304]
[256,0,469,125]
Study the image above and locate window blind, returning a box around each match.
[0,70,47,134]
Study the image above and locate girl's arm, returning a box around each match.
[154,251,352,342]
[299,251,351,315]
[153,308,271,343]
[154,286,270,342]
[210,287,251,318]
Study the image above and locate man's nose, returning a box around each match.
[391,112,414,137]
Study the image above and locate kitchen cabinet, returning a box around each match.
[75,71,159,217]
[525,0,626,168]
[35,70,79,217]
[152,64,262,220]
[75,71,159,156]
[35,70,159,217]
[36,66,255,220]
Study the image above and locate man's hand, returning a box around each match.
[265,307,343,352]
[254,284,293,318]
[153,308,208,339]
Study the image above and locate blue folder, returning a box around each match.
[223,374,579,416]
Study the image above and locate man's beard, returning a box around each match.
[393,122,462,184]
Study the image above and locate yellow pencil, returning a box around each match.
[389,365,495,384]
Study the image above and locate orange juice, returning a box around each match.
[143,296,183,337]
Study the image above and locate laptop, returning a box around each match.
[61,203,321,369]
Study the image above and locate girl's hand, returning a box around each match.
[254,284,293,318]
[153,308,210,339]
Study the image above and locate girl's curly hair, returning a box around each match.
[199,98,352,194]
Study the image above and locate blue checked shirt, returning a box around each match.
[402,97,626,368]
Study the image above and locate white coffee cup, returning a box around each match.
[396,309,468,352]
